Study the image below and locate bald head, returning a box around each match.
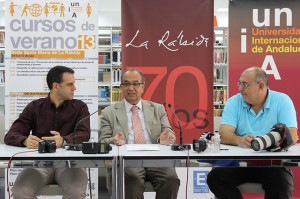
[242,67,268,86]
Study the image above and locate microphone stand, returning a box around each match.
[168,104,191,151]
[65,110,98,151]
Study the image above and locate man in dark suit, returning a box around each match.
[100,68,180,199]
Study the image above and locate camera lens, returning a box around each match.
[251,139,262,151]
[251,131,281,151]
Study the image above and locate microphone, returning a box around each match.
[65,109,98,151]
[168,104,191,151]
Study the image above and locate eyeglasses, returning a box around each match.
[121,82,143,88]
[237,81,259,89]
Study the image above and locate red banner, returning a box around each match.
[122,0,214,143]
[229,0,300,137]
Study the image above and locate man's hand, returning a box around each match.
[42,131,64,148]
[113,132,125,146]
[159,130,175,145]
[238,134,255,148]
[22,135,42,149]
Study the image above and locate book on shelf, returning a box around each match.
[0,50,4,63]
[98,52,110,64]
[214,106,224,116]
[99,86,109,102]
[213,88,227,104]
[102,71,111,82]
[98,37,111,46]
[112,69,121,84]
[98,67,111,82]
[98,68,110,82]
[112,31,121,46]
[214,68,224,83]
[223,89,227,103]
[112,87,122,102]
[0,70,5,83]
[0,32,4,47]
[112,50,122,65]
[214,48,227,65]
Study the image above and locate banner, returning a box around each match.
[122,0,214,143]
[229,0,300,130]
[5,0,99,140]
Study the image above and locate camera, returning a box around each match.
[251,123,294,152]
[38,140,56,153]
[193,138,207,152]
[82,142,112,154]
[193,132,219,153]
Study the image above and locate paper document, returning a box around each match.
[126,144,160,151]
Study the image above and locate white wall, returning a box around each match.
[98,11,121,27]
[216,12,228,27]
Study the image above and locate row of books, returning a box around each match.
[112,31,122,46]
[0,32,4,47]
[112,50,122,65]
[98,38,111,46]
[0,70,5,83]
[99,86,109,101]
[214,107,223,117]
[98,70,111,82]
[0,50,4,63]
[111,88,122,101]
[214,89,227,104]
[98,87,122,102]
[98,54,109,64]
[98,50,122,65]
[214,68,224,83]
[214,49,227,65]
[98,33,121,46]
[98,69,122,84]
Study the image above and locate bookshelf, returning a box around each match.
[0,27,4,144]
[98,26,122,108]
[0,27,5,87]
[213,27,228,117]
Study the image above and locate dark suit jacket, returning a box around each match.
[99,100,175,144]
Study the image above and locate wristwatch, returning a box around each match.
[62,138,67,147]
[157,137,160,144]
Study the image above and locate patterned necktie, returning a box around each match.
[131,106,146,144]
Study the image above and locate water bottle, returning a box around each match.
[212,131,221,152]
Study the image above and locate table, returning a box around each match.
[0,144,119,199]
[118,143,300,198]
[2,143,299,199]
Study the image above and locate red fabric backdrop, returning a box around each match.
[229,0,300,135]
[122,0,214,143]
